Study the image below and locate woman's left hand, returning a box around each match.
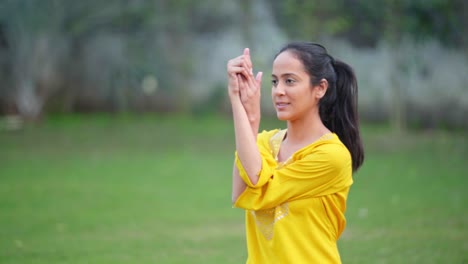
[238,48,263,124]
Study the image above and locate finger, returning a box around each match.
[243,48,253,74]
[228,54,251,79]
[227,55,243,65]
[244,73,257,95]
[254,72,263,94]
[244,71,262,96]
[227,55,248,68]
[229,60,251,77]
[255,72,263,87]
[236,66,251,81]
[228,66,250,77]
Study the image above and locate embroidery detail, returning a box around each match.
[251,203,289,240]
[270,130,335,167]
[270,131,285,154]
[250,130,333,240]
[269,129,287,163]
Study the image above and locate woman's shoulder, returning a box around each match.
[257,128,284,141]
[297,133,350,160]
[256,129,285,150]
[291,135,352,173]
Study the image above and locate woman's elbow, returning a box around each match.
[249,176,258,186]
[244,169,260,186]
[231,189,243,204]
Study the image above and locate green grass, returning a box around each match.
[0,114,467,264]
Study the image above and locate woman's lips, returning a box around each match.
[276,102,289,110]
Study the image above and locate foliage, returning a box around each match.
[272,0,467,48]
[0,0,466,129]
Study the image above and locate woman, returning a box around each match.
[227,42,364,263]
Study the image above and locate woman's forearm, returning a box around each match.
[249,114,260,138]
[231,96,262,186]
[232,163,246,203]
[232,105,260,203]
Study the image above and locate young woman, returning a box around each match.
[227,42,364,263]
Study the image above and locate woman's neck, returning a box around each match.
[285,113,330,145]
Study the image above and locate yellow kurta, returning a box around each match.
[234,129,353,264]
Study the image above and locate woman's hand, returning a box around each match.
[227,49,250,99]
[227,48,263,124]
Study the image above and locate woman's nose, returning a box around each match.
[273,84,286,96]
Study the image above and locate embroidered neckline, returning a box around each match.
[270,129,335,168]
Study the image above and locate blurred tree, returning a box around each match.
[240,0,254,45]
[384,0,407,133]
[0,23,12,113]
[0,0,465,128]
[402,0,466,48]
[270,0,467,131]
[271,0,352,41]
[271,0,466,49]
[59,0,157,113]
[0,0,66,119]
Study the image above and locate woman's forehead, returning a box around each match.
[273,51,306,74]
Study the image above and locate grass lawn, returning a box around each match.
[0,114,467,264]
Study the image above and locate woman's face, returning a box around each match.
[271,51,320,121]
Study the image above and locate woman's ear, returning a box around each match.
[315,79,329,99]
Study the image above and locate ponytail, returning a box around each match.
[277,42,364,172]
[326,60,364,172]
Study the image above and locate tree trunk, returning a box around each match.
[385,1,406,133]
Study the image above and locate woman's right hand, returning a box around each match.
[227,48,252,99]
[226,48,263,123]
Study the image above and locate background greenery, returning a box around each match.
[0,0,467,129]
[1,1,467,263]
[1,114,467,263]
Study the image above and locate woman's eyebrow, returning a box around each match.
[272,73,297,78]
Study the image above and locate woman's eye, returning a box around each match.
[285,78,295,84]
[271,79,278,86]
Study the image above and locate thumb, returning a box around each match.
[255,71,263,86]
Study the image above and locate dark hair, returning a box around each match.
[276,42,364,172]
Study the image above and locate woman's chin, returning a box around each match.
[276,112,289,121]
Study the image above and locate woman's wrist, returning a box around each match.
[230,95,245,111]
[250,114,260,137]
[248,112,260,124]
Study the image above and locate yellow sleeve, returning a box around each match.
[234,129,278,188]
[234,142,353,210]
